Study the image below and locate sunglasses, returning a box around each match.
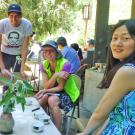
[43,49,55,54]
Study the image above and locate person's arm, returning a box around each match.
[76,66,135,135]
[46,62,71,92]
[20,21,32,78]
[95,118,109,135]
[0,21,4,69]
[20,36,30,77]
[39,64,58,88]
[42,71,60,89]
[40,70,68,92]
[41,61,71,92]
[36,62,71,99]
[0,34,4,69]
[46,77,67,93]
[0,34,11,77]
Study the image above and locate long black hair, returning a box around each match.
[98,19,135,89]
[71,43,83,61]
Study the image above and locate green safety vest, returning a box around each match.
[42,58,80,102]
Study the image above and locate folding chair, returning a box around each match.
[75,64,88,95]
[62,74,81,135]
[68,74,81,118]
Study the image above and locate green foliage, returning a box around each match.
[77,32,85,46]
[0,74,34,113]
[78,37,85,46]
[0,0,78,40]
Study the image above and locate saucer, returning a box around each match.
[39,115,50,125]
[34,111,46,120]
[32,120,44,133]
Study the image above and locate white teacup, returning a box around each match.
[25,98,32,106]
[34,111,46,120]
[32,120,44,133]
[39,115,50,125]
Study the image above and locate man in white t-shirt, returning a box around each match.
[0,3,32,78]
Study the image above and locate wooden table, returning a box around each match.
[0,97,61,135]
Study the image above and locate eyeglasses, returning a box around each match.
[43,49,55,54]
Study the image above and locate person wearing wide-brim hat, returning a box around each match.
[35,40,80,129]
[41,40,63,60]
[0,4,32,79]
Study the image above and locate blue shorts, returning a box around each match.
[57,91,73,113]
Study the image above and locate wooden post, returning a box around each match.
[94,0,110,63]
[82,4,92,46]
[131,0,135,18]
[84,19,88,46]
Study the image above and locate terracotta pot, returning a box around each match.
[0,112,15,134]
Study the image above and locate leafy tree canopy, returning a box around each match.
[0,0,81,40]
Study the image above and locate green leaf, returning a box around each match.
[16,96,26,104]
[0,76,12,86]
[21,103,25,112]
[12,73,22,80]
[16,96,26,111]
[0,89,13,106]
[23,80,34,90]
[0,77,33,113]
[3,101,15,113]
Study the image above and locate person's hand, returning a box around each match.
[35,89,46,100]
[20,70,28,79]
[1,69,11,78]
[58,71,69,80]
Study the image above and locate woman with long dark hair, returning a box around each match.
[71,43,83,63]
[77,19,135,135]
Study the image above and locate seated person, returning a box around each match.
[57,36,81,73]
[82,39,95,67]
[71,43,83,65]
[85,39,95,51]
[35,40,80,129]
[76,19,135,135]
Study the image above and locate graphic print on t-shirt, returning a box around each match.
[6,30,22,48]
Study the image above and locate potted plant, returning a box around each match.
[0,73,34,134]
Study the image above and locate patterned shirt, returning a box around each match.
[102,63,135,135]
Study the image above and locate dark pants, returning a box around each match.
[1,52,21,92]
[1,52,21,72]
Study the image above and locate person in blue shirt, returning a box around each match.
[56,36,80,73]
